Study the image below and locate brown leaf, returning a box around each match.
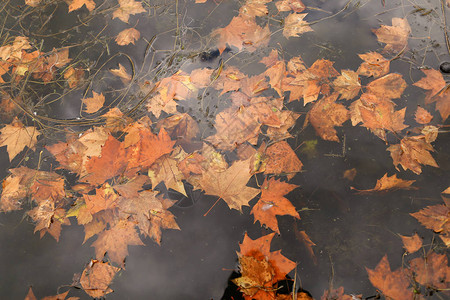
[399,233,422,254]
[251,178,299,233]
[25,0,41,7]
[239,0,270,18]
[0,117,40,161]
[388,136,438,175]
[199,158,260,211]
[67,0,96,12]
[366,73,407,99]
[148,155,187,196]
[82,91,105,114]
[373,17,411,52]
[109,63,131,83]
[415,106,433,124]
[351,173,416,193]
[366,255,413,300]
[308,93,349,142]
[357,51,390,78]
[91,219,144,265]
[410,252,450,290]
[112,0,146,23]
[283,13,313,38]
[332,70,361,100]
[276,0,306,13]
[80,261,120,298]
[115,28,140,46]
[262,141,303,180]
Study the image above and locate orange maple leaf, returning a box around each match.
[261,140,303,180]
[112,0,146,23]
[251,178,299,233]
[82,91,105,114]
[373,17,411,52]
[0,117,40,161]
[276,0,306,13]
[283,13,313,38]
[80,260,120,298]
[233,233,296,299]
[415,106,433,124]
[307,93,349,142]
[199,158,260,211]
[410,251,450,290]
[91,219,144,265]
[399,233,422,254]
[67,0,96,12]
[357,51,390,78]
[115,28,140,46]
[366,255,413,300]
[387,136,438,175]
[366,73,407,99]
[351,173,416,193]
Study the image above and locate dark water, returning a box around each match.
[0,0,449,299]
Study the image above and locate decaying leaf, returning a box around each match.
[67,0,96,12]
[82,91,105,114]
[0,117,40,161]
[357,51,390,78]
[112,0,146,23]
[415,106,433,124]
[409,251,450,290]
[109,63,131,83]
[399,233,422,254]
[199,158,260,211]
[366,255,413,300]
[80,261,120,298]
[351,173,416,193]
[283,13,313,38]
[373,17,411,52]
[251,178,299,233]
[115,28,140,46]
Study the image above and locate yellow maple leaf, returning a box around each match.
[0,117,40,161]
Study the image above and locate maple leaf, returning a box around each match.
[283,13,313,38]
[115,28,140,46]
[262,54,286,97]
[24,287,70,300]
[82,91,105,114]
[63,67,84,88]
[83,184,119,215]
[109,63,131,83]
[415,106,433,124]
[276,0,306,13]
[80,260,120,298]
[92,219,144,265]
[28,200,69,241]
[199,158,260,211]
[366,255,413,300]
[332,70,361,100]
[251,178,299,233]
[366,73,407,99]
[373,17,411,52]
[234,233,296,299]
[156,113,200,149]
[146,86,178,118]
[307,93,349,142]
[118,190,180,244]
[0,117,40,161]
[350,93,407,141]
[25,0,42,7]
[399,233,422,254]
[261,141,303,180]
[212,15,270,54]
[67,0,96,12]
[83,135,128,185]
[205,106,261,151]
[410,251,450,290]
[351,173,416,193]
[414,69,450,121]
[148,154,187,196]
[410,198,450,246]
[124,123,175,172]
[112,0,146,23]
[239,0,270,18]
[321,286,360,300]
[357,51,390,78]
[387,136,438,175]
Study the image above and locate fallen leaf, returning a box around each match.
[283,13,313,38]
[148,155,187,196]
[321,286,360,300]
[239,0,270,18]
[366,255,413,300]
[0,117,40,161]
[82,91,105,114]
[388,136,438,175]
[25,0,42,7]
[373,17,411,52]
[351,173,416,193]
[357,51,390,78]
[332,70,361,100]
[91,219,144,265]
[276,0,306,13]
[199,158,260,211]
[410,251,450,290]
[109,63,131,83]
[343,168,357,181]
[80,261,120,298]
[262,141,303,180]
[67,0,96,12]
[399,233,422,254]
[63,67,84,88]
[115,28,140,45]
[251,178,299,233]
[307,93,349,142]
[112,0,146,23]
[366,73,407,99]
[415,106,433,124]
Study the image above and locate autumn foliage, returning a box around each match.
[0,0,449,299]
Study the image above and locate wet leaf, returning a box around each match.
[115,28,140,45]
[80,261,120,298]
[276,0,306,13]
[251,178,299,233]
[112,0,146,23]
[109,63,131,83]
[373,17,411,52]
[415,106,433,124]
[283,13,313,38]
[332,70,361,100]
[357,51,390,78]
[410,252,450,290]
[351,173,416,193]
[399,233,422,254]
[0,117,40,161]
[366,255,413,300]
[67,0,96,12]
[82,91,105,114]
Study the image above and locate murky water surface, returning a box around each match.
[0,0,449,299]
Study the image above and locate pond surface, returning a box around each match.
[0,0,449,299]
